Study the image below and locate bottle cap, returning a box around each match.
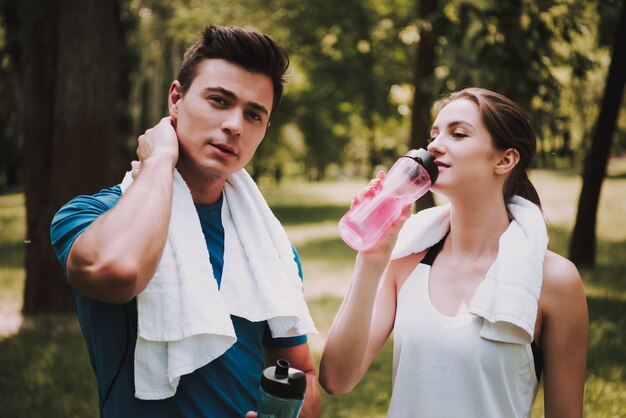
[260,359,307,400]
[402,148,438,184]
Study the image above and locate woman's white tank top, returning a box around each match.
[388,260,539,418]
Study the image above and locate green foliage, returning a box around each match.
[123,0,624,181]
[1,0,625,185]
[259,0,418,178]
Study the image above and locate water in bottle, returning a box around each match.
[257,359,307,418]
[338,148,438,251]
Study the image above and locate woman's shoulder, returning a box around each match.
[543,250,581,286]
[389,250,428,291]
[541,250,585,310]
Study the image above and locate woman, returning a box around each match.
[319,88,588,417]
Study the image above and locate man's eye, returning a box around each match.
[247,111,262,122]
[209,96,227,105]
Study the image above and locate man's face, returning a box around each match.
[169,59,274,182]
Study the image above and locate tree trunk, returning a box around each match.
[410,0,438,211]
[0,0,21,192]
[18,0,63,314]
[569,1,626,267]
[19,0,122,314]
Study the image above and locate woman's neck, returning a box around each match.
[445,192,511,260]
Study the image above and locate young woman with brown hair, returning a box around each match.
[320,88,588,417]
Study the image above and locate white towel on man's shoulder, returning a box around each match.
[120,169,317,400]
[391,196,548,344]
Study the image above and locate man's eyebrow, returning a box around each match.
[204,86,269,116]
[248,102,269,116]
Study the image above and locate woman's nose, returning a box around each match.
[427,135,442,154]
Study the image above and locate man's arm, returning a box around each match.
[66,117,179,303]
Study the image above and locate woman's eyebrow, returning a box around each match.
[431,120,475,132]
[447,120,475,130]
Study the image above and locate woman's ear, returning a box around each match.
[168,81,182,120]
[494,148,520,175]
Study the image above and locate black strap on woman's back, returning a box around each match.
[421,236,446,266]
[530,341,543,381]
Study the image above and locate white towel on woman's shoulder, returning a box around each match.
[391,196,548,344]
[120,169,317,400]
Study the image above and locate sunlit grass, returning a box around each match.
[1,166,625,417]
[0,193,25,336]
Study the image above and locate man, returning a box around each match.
[50,25,320,417]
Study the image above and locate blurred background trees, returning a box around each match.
[0,0,624,313]
[1,0,624,185]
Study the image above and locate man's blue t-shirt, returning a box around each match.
[50,186,307,418]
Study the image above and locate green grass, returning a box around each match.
[0,193,26,334]
[1,168,625,417]
[0,316,99,417]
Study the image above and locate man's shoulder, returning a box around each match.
[61,185,123,213]
[50,185,123,266]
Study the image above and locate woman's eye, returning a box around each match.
[452,132,467,138]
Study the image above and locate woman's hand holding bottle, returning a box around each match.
[349,171,412,268]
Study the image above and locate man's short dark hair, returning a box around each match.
[177,25,289,112]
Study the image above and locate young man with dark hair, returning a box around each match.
[51,25,320,418]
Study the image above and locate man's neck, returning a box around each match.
[176,165,226,204]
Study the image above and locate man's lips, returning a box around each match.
[211,143,238,157]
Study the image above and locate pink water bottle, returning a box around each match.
[338,148,438,251]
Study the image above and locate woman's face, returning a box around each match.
[427,99,505,197]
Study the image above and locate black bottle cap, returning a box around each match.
[260,359,307,399]
[402,148,438,184]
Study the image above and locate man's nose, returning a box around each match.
[221,110,243,137]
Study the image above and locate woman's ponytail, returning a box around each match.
[505,171,542,209]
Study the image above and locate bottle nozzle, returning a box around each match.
[402,148,438,184]
[275,359,290,377]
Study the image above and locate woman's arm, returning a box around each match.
[319,252,399,394]
[319,188,412,395]
[320,172,412,394]
[540,251,588,417]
